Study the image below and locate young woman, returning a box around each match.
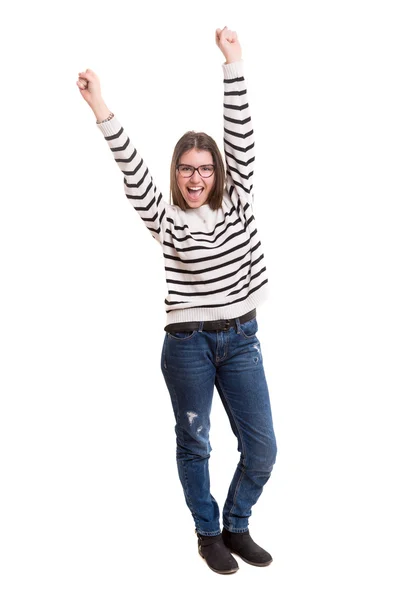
[77,26,277,575]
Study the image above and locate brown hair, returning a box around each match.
[169,131,225,211]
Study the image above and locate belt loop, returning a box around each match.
[198,320,204,333]
[234,317,241,334]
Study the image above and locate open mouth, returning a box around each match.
[187,186,204,201]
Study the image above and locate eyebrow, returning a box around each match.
[178,163,214,167]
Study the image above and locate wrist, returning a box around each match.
[90,100,111,122]
[224,56,242,64]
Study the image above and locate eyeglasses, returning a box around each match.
[176,164,215,178]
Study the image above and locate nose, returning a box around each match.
[189,168,202,182]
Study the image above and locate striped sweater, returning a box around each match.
[97,60,268,325]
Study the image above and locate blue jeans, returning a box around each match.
[160,317,277,536]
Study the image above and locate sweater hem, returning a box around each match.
[164,284,268,325]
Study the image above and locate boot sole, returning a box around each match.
[229,550,273,567]
[198,548,239,574]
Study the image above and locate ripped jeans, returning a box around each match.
[160,317,277,536]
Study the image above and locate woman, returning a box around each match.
[77,26,277,575]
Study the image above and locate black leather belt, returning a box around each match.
[164,309,256,333]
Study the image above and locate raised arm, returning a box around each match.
[76,69,167,244]
[215,28,255,205]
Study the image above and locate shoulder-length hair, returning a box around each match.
[170,131,225,211]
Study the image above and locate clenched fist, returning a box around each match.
[76,68,111,122]
[215,27,242,64]
[76,68,102,108]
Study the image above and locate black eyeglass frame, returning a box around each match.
[176,164,215,178]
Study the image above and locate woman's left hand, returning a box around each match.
[215,26,242,64]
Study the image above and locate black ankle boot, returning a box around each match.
[222,528,273,567]
[197,532,239,574]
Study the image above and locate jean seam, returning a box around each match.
[215,373,247,525]
[162,334,168,370]
[196,529,221,537]
[215,330,228,362]
[181,449,198,527]
[215,374,247,468]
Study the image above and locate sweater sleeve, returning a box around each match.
[97,116,167,244]
[222,60,255,209]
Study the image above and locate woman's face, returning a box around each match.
[176,149,215,209]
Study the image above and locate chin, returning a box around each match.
[185,193,209,206]
[186,201,208,209]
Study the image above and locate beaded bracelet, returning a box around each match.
[96,112,114,124]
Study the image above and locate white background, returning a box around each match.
[1,1,399,598]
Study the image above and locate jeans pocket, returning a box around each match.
[167,330,198,341]
[239,318,258,339]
